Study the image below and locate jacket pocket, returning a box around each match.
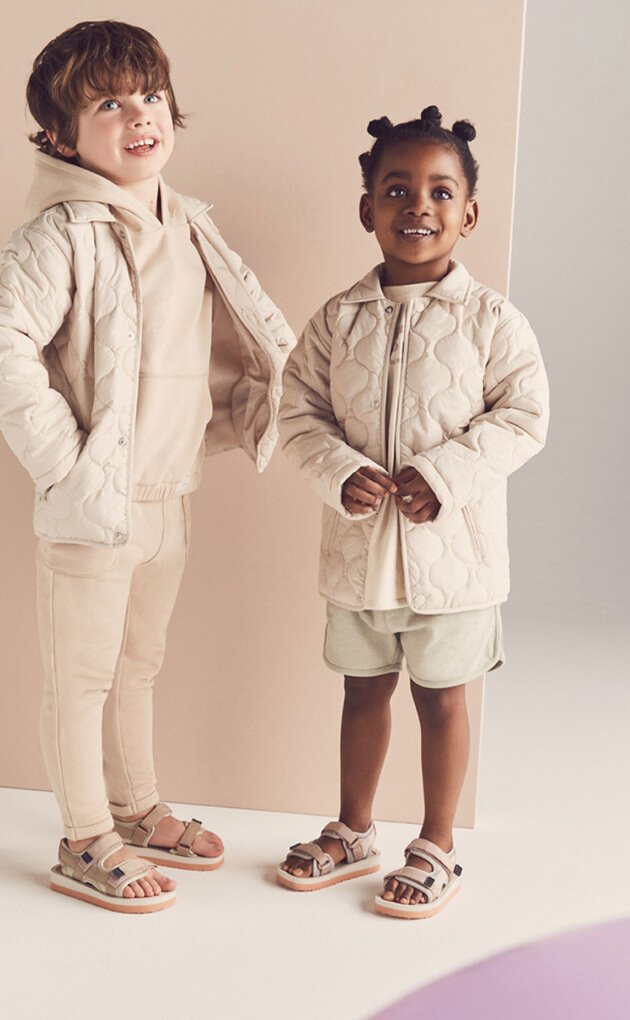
[461,505,483,564]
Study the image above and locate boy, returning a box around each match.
[0,20,293,912]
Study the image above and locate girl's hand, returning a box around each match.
[342,467,397,515]
[393,466,440,523]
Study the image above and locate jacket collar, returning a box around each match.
[341,260,473,306]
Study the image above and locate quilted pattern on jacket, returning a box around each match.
[0,198,294,546]
[279,262,549,613]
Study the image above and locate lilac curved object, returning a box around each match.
[371,918,630,1020]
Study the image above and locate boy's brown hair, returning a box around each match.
[27,20,184,159]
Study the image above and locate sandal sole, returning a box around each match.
[130,846,224,871]
[374,878,461,919]
[276,852,381,892]
[49,866,176,913]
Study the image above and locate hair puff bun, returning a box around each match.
[367,116,393,139]
[420,105,442,126]
[452,119,476,143]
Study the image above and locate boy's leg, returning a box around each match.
[381,680,471,905]
[281,671,398,876]
[37,532,175,898]
[103,498,222,860]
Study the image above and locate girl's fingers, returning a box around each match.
[345,483,381,506]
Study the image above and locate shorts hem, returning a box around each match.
[408,651,505,689]
[323,653,403,678]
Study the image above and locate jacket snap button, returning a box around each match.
[385,305,394,313]
[118,436,127,446]
[113,531,125,543]
[127,331,135,340]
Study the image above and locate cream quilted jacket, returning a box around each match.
[0,161,294,546]
[280,262,549,613]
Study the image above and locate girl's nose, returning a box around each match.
[405,192,432,216]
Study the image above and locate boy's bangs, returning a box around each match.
[62,60,169,111]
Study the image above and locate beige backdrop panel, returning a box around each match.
[0,0,525,826]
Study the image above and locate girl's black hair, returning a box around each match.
[359,105,479,195]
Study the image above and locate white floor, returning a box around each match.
[1,623,628,1020]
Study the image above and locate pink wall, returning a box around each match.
[0,0,526,825]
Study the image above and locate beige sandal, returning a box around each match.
[50,831,176,913]
[375,837,462,919]
[277,821,380,891]
[113,802,224,871]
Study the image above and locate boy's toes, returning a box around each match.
[194,830,223,857]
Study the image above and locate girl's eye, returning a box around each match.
[386,186,407,198]
[99,99,120,111]
[434,187,453,200]
[145,94,161,104]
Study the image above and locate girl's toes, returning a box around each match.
[382,879,398,902]
[396,883,411,903]
[123,885,135,898]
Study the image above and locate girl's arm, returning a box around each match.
[0,225,84,491]
[406,312,549,518]
[279,306,386,517]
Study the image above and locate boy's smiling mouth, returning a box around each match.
[124,136,158,153]
[400,227,436,236]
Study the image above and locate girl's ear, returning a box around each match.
[460,198,479,238]
[46,130,77,158]
[359,193,375,233]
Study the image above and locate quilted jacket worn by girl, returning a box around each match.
[279,262,549,614]
[0,153,294,547]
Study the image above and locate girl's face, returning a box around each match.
[360,140,478,285]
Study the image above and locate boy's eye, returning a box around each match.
[145,94,161,104]
[434,187,453,200]
[386,186,407,198]
[99,99,120,111]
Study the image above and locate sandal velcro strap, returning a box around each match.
[288,841,335,876]
[320,821,376,864]
[128,803,173,846]
[404,838,458,879]
[382,864,442,902]
[173,819,203,856]
[57,832,157,898]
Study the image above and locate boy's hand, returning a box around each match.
[393,466,440,523]
[342,467,397,515]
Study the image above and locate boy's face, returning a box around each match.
[55,89,175,199]
[360,140,478,285]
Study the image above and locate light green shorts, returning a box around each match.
[324,603,504,688]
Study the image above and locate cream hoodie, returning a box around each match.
[26,157,213,500]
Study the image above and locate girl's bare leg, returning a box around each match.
[382,680,471,904]
[281,672,398,875]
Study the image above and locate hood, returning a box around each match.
[23,152,183,229]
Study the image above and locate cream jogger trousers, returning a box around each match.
[36,498,190,840]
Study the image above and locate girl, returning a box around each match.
[277,106,548,918]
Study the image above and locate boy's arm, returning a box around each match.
[406,313,549,518]
[0,227,85,490]
[279,308,386,517]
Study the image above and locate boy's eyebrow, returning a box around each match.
[381,171,460,188]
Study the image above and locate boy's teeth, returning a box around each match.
[126,138,155,149]
[402,228,433,235]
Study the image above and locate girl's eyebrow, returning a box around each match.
[381,171,460,188]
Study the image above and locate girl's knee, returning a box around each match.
[344,672,398,706]
[411,681,467,723]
